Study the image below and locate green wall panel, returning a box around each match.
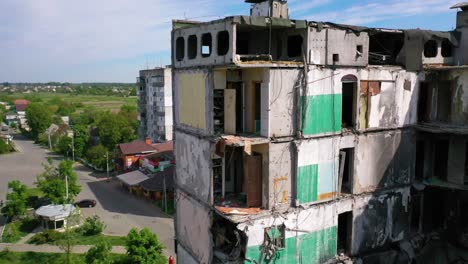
[301,94,342,135]
[245,226,337,264]
[297,165,318,204]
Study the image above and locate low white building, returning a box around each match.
[35,204,80,231]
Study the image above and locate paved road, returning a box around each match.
[0,134,175,256]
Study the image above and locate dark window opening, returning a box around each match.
[139,86,143,91]
[212,217,247,261]
[441,40,453,58]
[418,82,430,122]
[411,195,423,234]
[356,45,363,56]
[423,189,445,232]
[236,32,250,55]
[217,31,230,56]
[433,140,449,181]
[265,225,285,249]
[339,148,354,194]
[276,36,283,59]
[213,90,225,135]
[175,37,185,61]
[202,33,212,57]
[436,81,452,122]
[416,141,425,181]
[465,142,468,185]
[188,35,197,60]
[338,212,352,255]
[333,54,340,64]
[342,82,356,128]
[287,35,303,57]
[368,32,404,65]
[424,40,438,58]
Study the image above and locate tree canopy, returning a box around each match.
[2,180,28,218]
[36,159,81,204]
[125,228,166,264]
[86,240,112,264]
[86,144,108,169]
[97,112,136,150]
[26,102,53,140]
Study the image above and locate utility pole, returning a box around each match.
[162,166,167,213]
[106,151,109,180]
[71,135,74,162]
[48,132,52,150]
[65,175,69,201]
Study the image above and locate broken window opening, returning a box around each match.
[264,225,286,257]
[188,35,197,60]
[214,89,225,135]
[418,82,431,123]
[368,32,404,65]
[423,189,445,232]
[436,81,452,122]
[217,31,230,56]
[333,54,340,64]
[433,140,449,181]
[424,40,438,58]
[339,148,354,194]
[356,45,363,57]
[287,35,303,58]
[175,37,185,61]
[441,39,453,58]
[341,78,357,129]
[465,142,468,185]
[202,33,212,57]
[212,217,246,262]
[254,82,261,134]
[215,145,264,208]
[338,212,352,255]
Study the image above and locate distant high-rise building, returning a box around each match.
[137,67,173,143]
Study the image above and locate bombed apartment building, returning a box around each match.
[172,1,468,263]
[137,67,173,143]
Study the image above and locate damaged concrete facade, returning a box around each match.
[172,1,468,263]
[137,67,173,143]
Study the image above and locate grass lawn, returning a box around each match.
[74,233,127,246]
[0,251,128,264]
[5,93,136,112]
[156,199,175,216]
[27,232,127,247]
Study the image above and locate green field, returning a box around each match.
[5,93,136,112]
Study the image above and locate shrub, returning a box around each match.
[2,222,20,243]
[29,229,64,245]
[79,215,105,236]
[126,228,166,264]
[85,240,112,264]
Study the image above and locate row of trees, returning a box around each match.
[25,99,138,169]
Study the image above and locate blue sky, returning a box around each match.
[0,0,460,83]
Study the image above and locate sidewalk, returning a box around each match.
[0,243,126,254]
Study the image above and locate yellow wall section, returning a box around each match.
[178,73,206,130]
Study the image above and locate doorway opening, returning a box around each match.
[339,148,354,194]
[341,76,357,129]
[338,212,352,255]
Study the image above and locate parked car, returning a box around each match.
[74,199,97,208]
[1,125,8,131]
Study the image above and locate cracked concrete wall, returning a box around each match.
[351,188,410,255]
[176,191,212,264]
[308,27,369,67]
[268,69,302,138]
[268,141,294,209]
[354,130,415,194]
[174,131,212,203]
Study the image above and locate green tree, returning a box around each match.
[97,112,136,150]
[55,136,73,157]
[0,138,11,154]
[119,105,138,130]
[25,102,53,140]
[86,144,108,169]
[126,228,166,264]
[129,87,137,96]
[79,215,105,236]
[36,159,81,204]
[86,240,112,264]
[2,181,28,218]
[73,124,90,158]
